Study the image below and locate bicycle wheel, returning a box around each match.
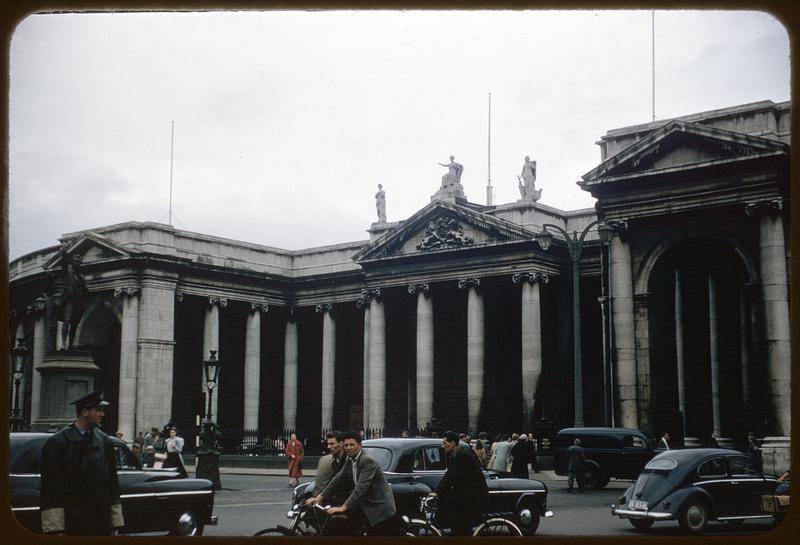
[405,519,443,536]
[473,518,523,536]
[253,527,293,537]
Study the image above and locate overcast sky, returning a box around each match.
[8,9,790,260]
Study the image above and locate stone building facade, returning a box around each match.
[8,100,791,472]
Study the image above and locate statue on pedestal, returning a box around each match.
[517,156,542,202]
[56,252,87,351]
[375,183,387,223]
[438,155,464,187]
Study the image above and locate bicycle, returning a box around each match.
[253,501,328,536]
[405,495,523,536]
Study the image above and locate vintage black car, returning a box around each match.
[292,437,553,535]
[10,432,218,535]
[554,427,657,488]
[611,448,779,533]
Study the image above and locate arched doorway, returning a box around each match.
[75,303,122,435]
[646,236,762,447]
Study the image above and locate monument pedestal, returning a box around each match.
[761,436,790,476]
[32,350,99,432]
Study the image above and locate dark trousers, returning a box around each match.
[322,511,403,536]
[567,469,584,491]
[65,511,112,536]
[436,499,481,536]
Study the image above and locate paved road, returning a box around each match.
[204,473,775,537]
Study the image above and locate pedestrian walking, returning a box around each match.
[164,426,188,478]
[473,438,487,468]
[510,434,531,478]
[39,390,125,535]
[657,431,670,450]
[143,445,156,468]
[285,433,305,487]
[491,434,513,473]
[130,443,144,469]
[567,438,586,493]
[487,434,503,470]
[133,431,145,449]
[747,432,763,472]
[706,430,720,448]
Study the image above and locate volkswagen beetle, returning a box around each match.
[611,448,779,533]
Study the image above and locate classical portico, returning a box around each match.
[9,100,790,473]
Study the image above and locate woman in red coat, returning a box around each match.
[285,433,305,487]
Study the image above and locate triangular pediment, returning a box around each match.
[582,120,789,182]
[43,231,134,269]
[353,200,534,262]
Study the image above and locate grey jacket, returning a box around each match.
[320,451,396,526]
[312,453,345,496]
[490,440,512,471]
[567,444,586,471]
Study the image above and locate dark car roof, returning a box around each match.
[10,431,129,473]
[649,448,752,482]
[557,427,647,436]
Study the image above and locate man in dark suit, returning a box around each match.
[39,390,125,535]
[429,430,489,536]
[310,430,400,536]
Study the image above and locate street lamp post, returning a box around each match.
[196,350,222,489]
[10,338,29,432]
[535,221,614,427]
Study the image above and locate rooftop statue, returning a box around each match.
[438,155,464,187]
[375,183,387,223]
[517,155,542,202]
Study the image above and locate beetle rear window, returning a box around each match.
[642,457,677,475]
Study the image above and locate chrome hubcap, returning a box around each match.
[687,505,705,529]
[518,508,533,526]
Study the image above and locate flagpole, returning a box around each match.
[169,121,175,226]
[486,92,493,206]
[652,11,656,121]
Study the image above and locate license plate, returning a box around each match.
[629,500,648,511]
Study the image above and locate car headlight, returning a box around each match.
[618,495,627,505]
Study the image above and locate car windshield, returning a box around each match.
[10,435,45,474]
[642,457,677,476]
[362,446,393,471]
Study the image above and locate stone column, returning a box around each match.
[358,294,372,430]
[28,296,48,425]
[115,287,140,442]
[203,297,226,420]
[136,278,177,430]
[316,304,336,431]
[283,310,298,430]
[739,289,751,407]
[610,235,637,429]
[459,278,483,434]
[633,293,651,433]
[409,283,433,429]
[708,273,721,436]
[244,303,267,433]
[674,271,688,439]
[746,200,790,474]
[513,272,548,431]
[368,292,386,431]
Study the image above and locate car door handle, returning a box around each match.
[730,481,739,485]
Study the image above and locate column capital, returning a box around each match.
[606,218,629,234]
[113,287,140,298]
[176,292,184,303]
[208,297,228,308]
[356,288,382,308]
[458,278,481,290]
[512,271,549,285]
[250,302,269,313]
[745,198,784,217]
[315,303,334,314]
[633,292,650,307]
[408,283,430,295]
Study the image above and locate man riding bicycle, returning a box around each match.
[307,430,401,536]
[428,430,489,536]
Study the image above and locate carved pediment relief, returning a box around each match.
[582,120,789,182]
[353,200,533,262]
[43,232,133,270]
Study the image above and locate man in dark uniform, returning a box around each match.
[40,390,125,535]
[429,430,489,536]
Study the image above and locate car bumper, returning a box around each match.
[611,505,673,520]
[207,514,219,526]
